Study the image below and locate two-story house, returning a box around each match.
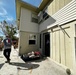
[16,0,76,74]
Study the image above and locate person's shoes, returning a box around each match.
[5,60,9,63]
[8,59,11,64]
[5,59,11,63]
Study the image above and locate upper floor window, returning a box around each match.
[31,13,38,23]
[43,11,49,20]
[38,11,50,24]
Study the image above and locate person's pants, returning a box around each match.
[3,49,11,61]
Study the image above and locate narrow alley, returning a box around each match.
[0,47,74,75]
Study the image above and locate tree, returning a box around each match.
[0,20,18,40]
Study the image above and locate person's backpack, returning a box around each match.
[4,39,11,46]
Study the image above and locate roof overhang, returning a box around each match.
[16,0,53,28]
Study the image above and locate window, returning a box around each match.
[29,34,37,45]
[29,40,36,44]
[43,11,49,20]
[38,10,49,24]
[31,13,38,23]
[31,17,38,23]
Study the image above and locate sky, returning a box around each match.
[0,0,16,36]
[22,0,42,7]
[0,0,16,22]
[0,0,42,36]
[0,0,42,22]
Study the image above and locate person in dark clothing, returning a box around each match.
[3,35,12,63]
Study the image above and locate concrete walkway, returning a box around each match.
[0,47,74,75]
[0,47,18,75]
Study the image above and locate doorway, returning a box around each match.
[43,32,50,57]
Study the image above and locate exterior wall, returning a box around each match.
[39,0,76,73]
[39,16,56,32]
[19,31,39,55]
[50,21,76,70]
[39,0,76,32]
[20,7,39,33]
[48,0,72,15]
[19,7,39,54]
[73,23,76,74]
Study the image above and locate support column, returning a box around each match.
[70,23,76,74]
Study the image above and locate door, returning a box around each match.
[43,32,50,57]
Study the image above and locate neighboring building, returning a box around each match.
[16,0,76,74]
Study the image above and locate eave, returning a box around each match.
[16,0,53,28]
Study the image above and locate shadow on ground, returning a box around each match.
[21,56,47,63]
[9,62,40,70]
[0,63,4,69]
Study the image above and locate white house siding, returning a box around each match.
[48,0,72,16]
[19,31,39,54]
[50,21,76,69]
[49,0,76,71]
[39,0,76,32]
[47,0,76,28]
[39,0,76,72]
[19,7,39,54]
[39,16,56,32]
[20,7,38,33]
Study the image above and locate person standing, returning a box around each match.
[3,35,12,63]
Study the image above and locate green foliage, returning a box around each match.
[0,20,18,40]
[0,36,3,40]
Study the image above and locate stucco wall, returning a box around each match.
[19,31,39,55]
[20,7,39,33]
